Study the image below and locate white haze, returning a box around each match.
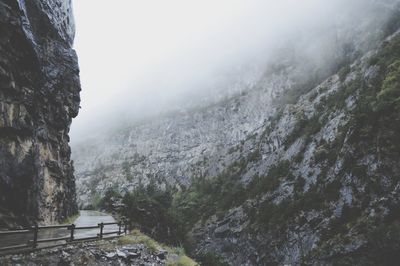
[70,0,397,142]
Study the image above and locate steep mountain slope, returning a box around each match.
[0,0,80,226]
[72,2,400,265]
[72,0,397,208]
[186,31,400,265]
[73,73,287,208]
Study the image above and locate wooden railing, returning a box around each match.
[0,221,127,253]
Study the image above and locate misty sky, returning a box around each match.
[70,0,392,142]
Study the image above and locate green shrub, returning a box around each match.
[324,180,342,202]
[339,65,351,82]
[248,149,261,163]
[172,170,248,232]
[314,146,329,163]
[294,176,306,195]
[376,60,400,111]
[247,160,291,197]
[121,183,182,245]
[90,192,102,210]
[122,160,134,181]
[285,115,322,147]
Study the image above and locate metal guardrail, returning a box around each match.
[0,221,127,253]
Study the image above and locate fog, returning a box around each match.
[70,0,397,142]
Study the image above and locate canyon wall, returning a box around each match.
[0,0,80,227]
[72,1,400,264]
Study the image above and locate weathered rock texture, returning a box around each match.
[73,0,397,208]
[73,1,400,265]
[188,31,400,265]
[0,0,80,226]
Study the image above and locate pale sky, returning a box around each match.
[70,0,393,141]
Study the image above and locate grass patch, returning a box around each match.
[166,255,198,266]
[162,245,185,256]
[118,230,198,265]
[117,230,159,252]
[117,235,137,245]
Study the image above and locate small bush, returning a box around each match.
[338,65,351,82]
[121,183,182,245]
[122,160,134,181]
[285,115,322,147]
[376,60,400,111]
[98,187,122,212]
[314,147,330,163]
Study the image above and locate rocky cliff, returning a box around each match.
[72,1,400,265]
[72,0,397,208]
[0,0,80,227]
[187,31,400,265]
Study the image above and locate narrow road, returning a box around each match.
[0,210,119,250]
[74,210,119,238]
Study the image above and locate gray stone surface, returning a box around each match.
[0,0,80,226]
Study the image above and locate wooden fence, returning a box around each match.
[0,221,127,253]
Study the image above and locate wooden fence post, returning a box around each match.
[99,222,104,238]
[1,221,128,253]
[32,223,38,249]
[69,224,75,242]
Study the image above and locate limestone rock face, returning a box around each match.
[0,0,80,226]
[187,30,400,265]
[72,1,400,265]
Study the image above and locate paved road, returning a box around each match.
[0,210,119,250]
[74,210,119,238]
